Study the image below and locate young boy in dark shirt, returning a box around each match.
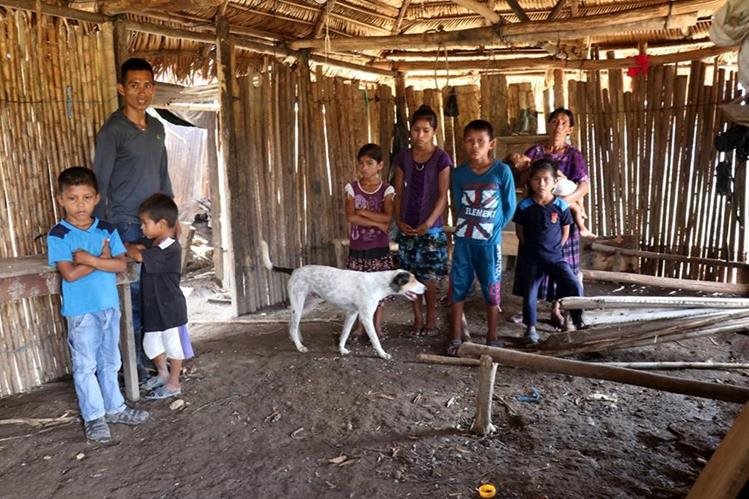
[126,194,193,399]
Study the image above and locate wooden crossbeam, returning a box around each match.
[288,0,721,51]
[99,0,223,15]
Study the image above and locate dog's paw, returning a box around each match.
[296,345,309,353]
[340,347,350,355]
[379,352,392,360]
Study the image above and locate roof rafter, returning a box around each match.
[547,0,566,21]
[504,0,529,22]
[452,0,500,25]
[312,0,336,39]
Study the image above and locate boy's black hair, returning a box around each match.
[138,193,178,228]
[411,104,438,129]
[119,58,154,83]
[463,119,494,140]
[548,107,575,127]
[357,143,383,163]
[58,166,98,192]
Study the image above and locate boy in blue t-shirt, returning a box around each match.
[446,120,516,356]
[513,159,585,344]
[48,167,149,442]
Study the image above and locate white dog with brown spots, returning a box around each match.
[260,241,426,360]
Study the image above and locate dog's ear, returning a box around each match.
[390,271,411,292]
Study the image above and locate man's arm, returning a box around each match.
[93,128,117,220]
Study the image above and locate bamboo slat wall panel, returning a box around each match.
[0,11,117,396]
[232,62,395,312]
[570,64,743,281]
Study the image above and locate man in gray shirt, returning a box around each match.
[94,58,173,383]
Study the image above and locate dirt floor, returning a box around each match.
[1,258,748,498]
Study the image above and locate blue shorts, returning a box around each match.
[448,240,502,305]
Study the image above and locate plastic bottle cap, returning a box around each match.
[478,483,496,498]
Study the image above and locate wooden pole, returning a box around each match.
[591,241,749,269]
[117,282,138,402]
[215,15,250,315]
[418,353,480,367]
[687,402,749,498]
[581,269,749,295]
[596,362,749,370]
[391,45,734,72]
[560,295,749,309]
[458,343,749,404]
[470,355,498,435]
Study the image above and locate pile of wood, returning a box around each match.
[543,295,749,355]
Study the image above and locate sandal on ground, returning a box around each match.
[487,339,504,348]
[445,339,463,357]
[145,386,182,400]
[421,326,441,337]
[105,406,150,425]
[141,376,166,391]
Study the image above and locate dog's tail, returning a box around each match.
[259,240,294,275]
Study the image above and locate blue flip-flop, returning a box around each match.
[145,386,181,400]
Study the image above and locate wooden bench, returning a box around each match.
[0,256,141,401]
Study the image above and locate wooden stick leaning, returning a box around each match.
[458,343,749,404]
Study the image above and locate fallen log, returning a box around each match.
[561,295,749,309]
[458,343,749,404]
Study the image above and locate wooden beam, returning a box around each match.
[591,240,749,269]
[393,45,735,72]
[688,402,749,498]
[392,0,412,34]
[458,344,749,404]
[547,0,566,21]
[313,0,336,39]
[122,19,397,78]
[288,0,722,51]
[560,295,749,310]
[453,0,501,24]
[0,0,108,22]
[582,269,749,295]
[100,0,223,15]
[470,355,498,435]
[505,0,530,22]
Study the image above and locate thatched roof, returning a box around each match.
[3,1,731,82]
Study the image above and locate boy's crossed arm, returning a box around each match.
[58,239,127,281]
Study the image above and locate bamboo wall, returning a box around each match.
[0,11,118,396]
[230,61,395,312]
[571,63,744,281]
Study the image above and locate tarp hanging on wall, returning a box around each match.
[710,0,749,88]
